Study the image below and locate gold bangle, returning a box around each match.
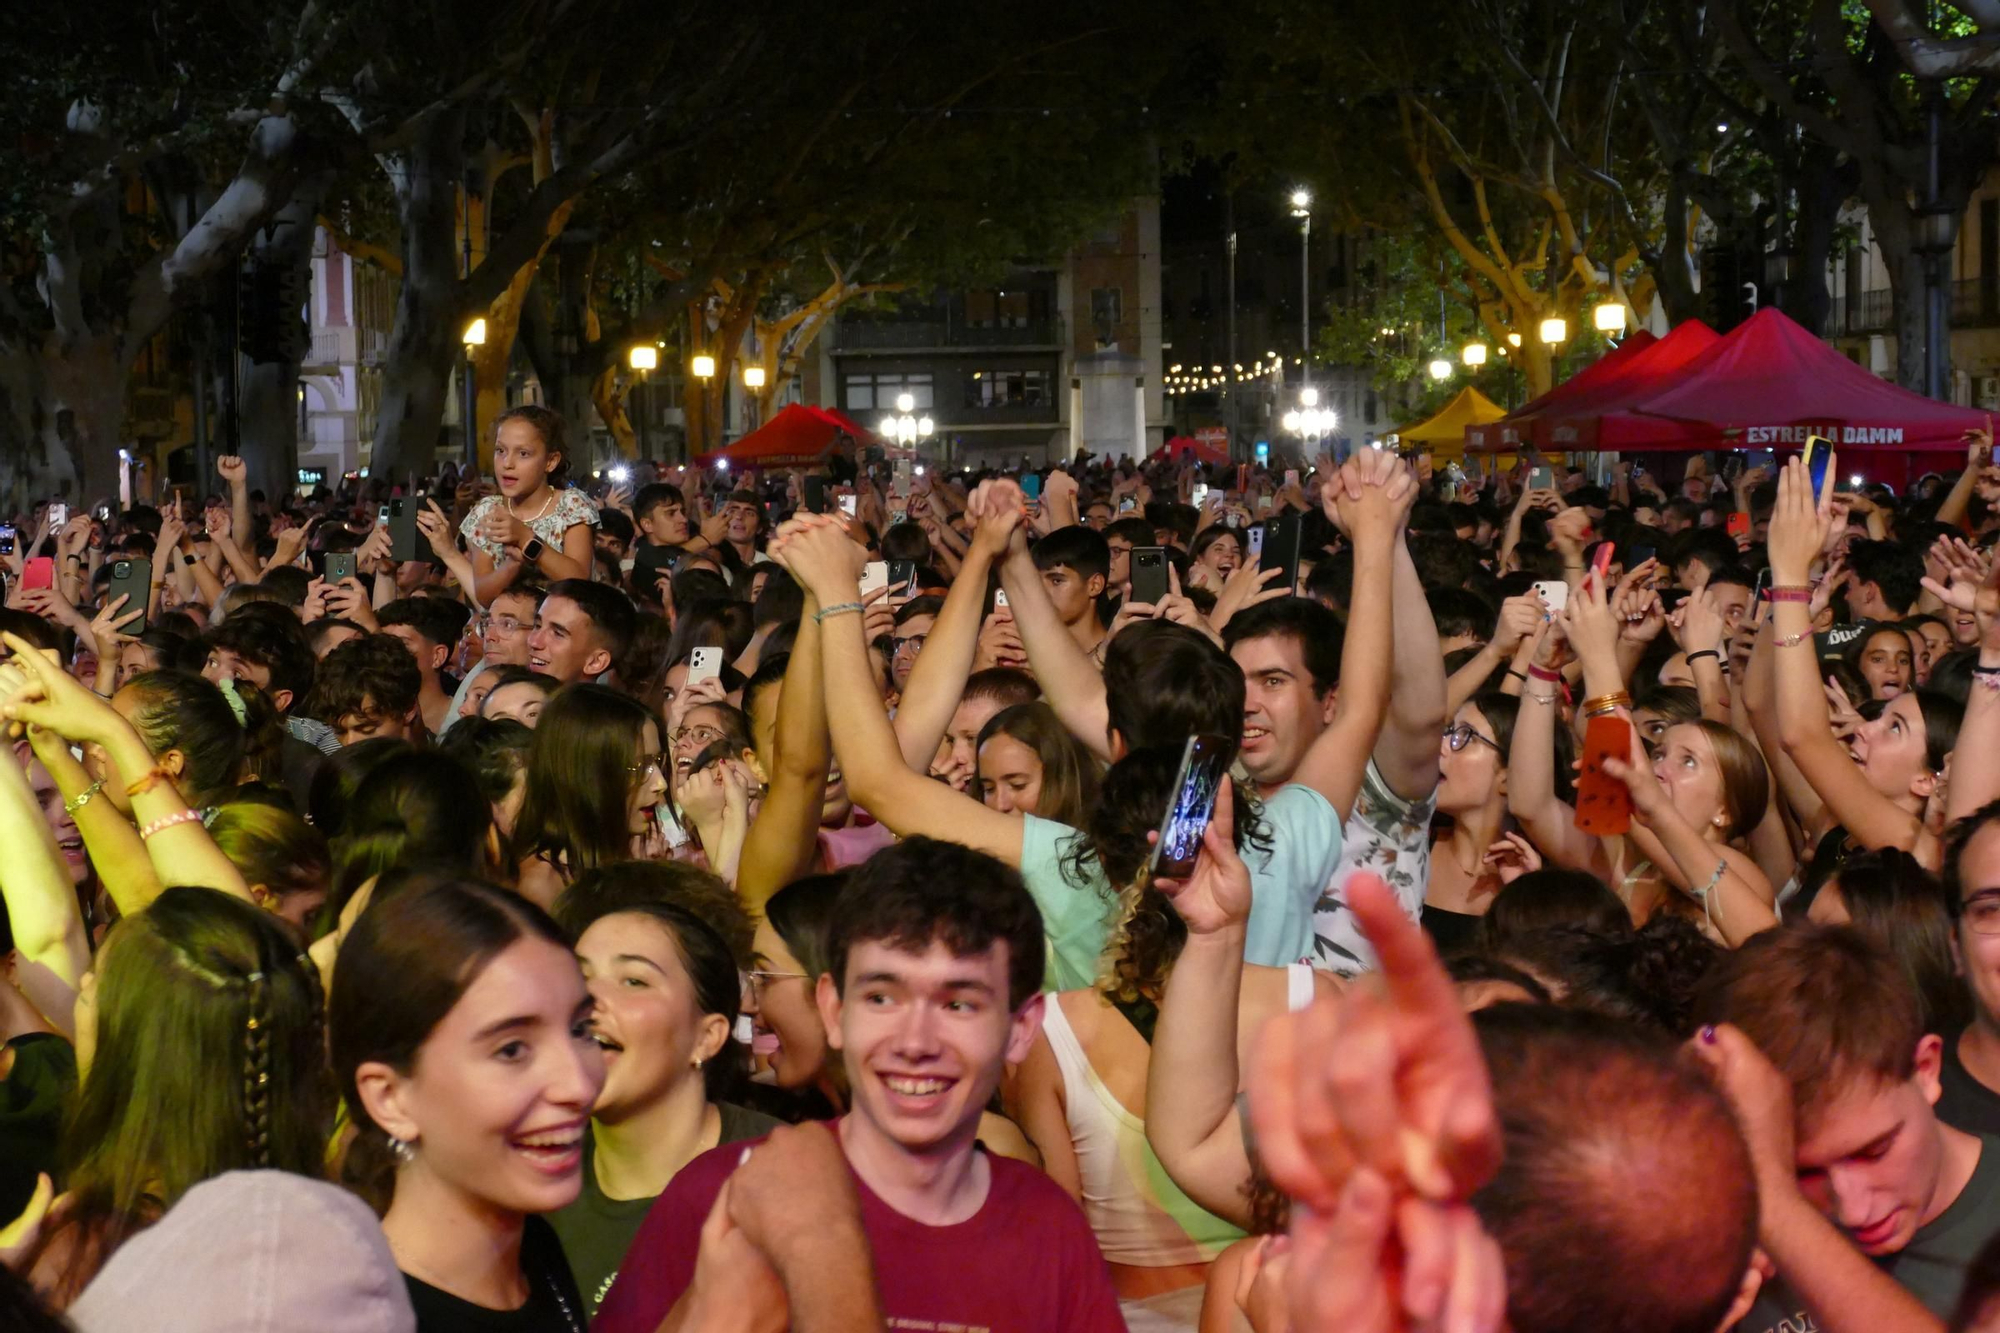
[1582,691,1632,716]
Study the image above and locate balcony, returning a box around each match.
[1954,277,2000,327]
[833,313,1065,353]
[1827,288,1894,335]
[1826,280,2000,335]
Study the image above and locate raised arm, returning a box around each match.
[984,480,1115,761]
[1370,519,1447,802]
[890,519,1010,772]
[1505,625,1603,873]
[0,732,87,1034]
[1767,457,1927,854]
[1289,451,1415,820]
[772,518,1026,866]
[737,604,832,912]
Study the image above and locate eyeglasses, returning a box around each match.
[892,633,929,656]
[1444,722,1501,754]
[482,615,529,635]
[625,753,670,778]
[747,969,811,995]
[673,724,728,749]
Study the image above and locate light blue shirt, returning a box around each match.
[1243,784,1345,967]
[1018,814,1117,992]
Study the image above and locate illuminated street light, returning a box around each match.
[1594,303,1627,334]
[743,365,767,389]
[691,354,715,380]
[1462,342,1488,367]
[1428,357,1452,381]
[628,345,658,371]
[1539,317,1568,346]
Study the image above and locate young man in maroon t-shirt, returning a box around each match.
[594,837,1126,1333]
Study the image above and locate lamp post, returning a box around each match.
[461,318,486,468]
[1539,315,1567,388]
[1428,356,1453,382]
[1281,386,1336,454]
[1462,342,1488,368]
[688,354,715,460]
[1594,302,1627,338]
[628,345,658,460]
[878,391,935,451]
[1290,188,1312,392]
[742,363,766,434]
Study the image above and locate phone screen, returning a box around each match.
[1149,735,1234,879]
[1529,466,1554,491]
[1022,474,1043,501]
[0,526,15,556]
[1804,435,1833,499]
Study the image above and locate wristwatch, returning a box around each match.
[522,537,546,564]
[181,553,197,567]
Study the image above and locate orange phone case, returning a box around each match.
[1574,715,1635,837]
[1727,511,1751,538]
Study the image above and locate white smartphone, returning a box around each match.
[688,646,724,684]
[839,494,858,518]
[1532,580,1569,614]
[859,561,889,597]
[1246,526,1265,559]
[994,588,1009,611]
[890,509,907,526]
[1192,483,1211,507]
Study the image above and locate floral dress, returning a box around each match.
[460,487,599,562]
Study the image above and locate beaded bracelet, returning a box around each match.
[138,808,204,841]
[812,601,864,625]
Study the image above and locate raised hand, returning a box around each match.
[1599,724,1669,827]
[1767,454,1835,584]
[216,455,248,487]
[1488,593,1547,659]
[1482,832,1543,884]
[1153,773,1252,934]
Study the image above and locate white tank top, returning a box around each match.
[1041,995,1246,1267]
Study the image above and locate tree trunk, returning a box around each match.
[238,178,329,503]
[1651,175,1704,325]
[368,112,468,487]
[28,335,130,503]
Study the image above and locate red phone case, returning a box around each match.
[22,556,54,591]
[1575,715,1635,837]
[1727,511,1751,538]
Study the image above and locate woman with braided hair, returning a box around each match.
[1006,749,1335,1332]
[23,886,331,1310]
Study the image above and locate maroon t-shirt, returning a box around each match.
[592,1133,1127,1333]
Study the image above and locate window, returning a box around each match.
[1090,287,1123,335]
[844,372,933,413]
[1364,390,1379,425]
[966,369,1051,410]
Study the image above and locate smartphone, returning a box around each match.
[890,509,908,527]
[379,497,419,563]
[1753,566,1771,603]
[1591,542,1616,584]
[1191,482,1211,508]
[323,551,356,586]
[1627,543,1657,568]
[859,560,889,597]
[1119,496,1136,513]
[886,559,918,597]
[1284,469,1300,489]
[1532,579,1569,614]
[1148,734,1235,879]
[1236,463,1249,493]
[1246,526,1266,561]
[839,494,858,519]
[803,476,827,515]
[1130,546,1169,605]
[1727,511,1751,539]
[1574,715,1635,836]
[106,559,150,632]
[1803,434,1833,499]
[47,503,68,530]
[994,588,1009,611]
[22,557,53,591]
[93,503,111,523]
[688,646,724,685]
[1022,474,1043,501]
[1529,465,1555,491]
[1258,513,1302,595]
[0,526,15,556]
[893,460,913,496]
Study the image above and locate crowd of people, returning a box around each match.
[9,399,2000,1331]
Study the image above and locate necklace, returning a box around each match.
[507,488,555,525]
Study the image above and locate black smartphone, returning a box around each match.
[1258,513,1302,595]
[1753,566,1771,603]
[106,559,149,633]
[324,551,357,586]
[804,476,827,515]
[1149,734,1234,879]
[886,559,918,596]
[1130,546,1169,605]
[1627,543,1657,568]
[379,498,419,563]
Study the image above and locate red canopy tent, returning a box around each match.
[695,403,854,469]
[1464,329,1658,454]
[1153,434,1231,467]
[1590,308,1983,485]
[1536,320,1722,450]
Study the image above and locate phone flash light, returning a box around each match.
[609,466,630,483]
[1848,474,1862,487]
[717,460,730,471]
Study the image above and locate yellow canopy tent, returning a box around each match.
[1391,387,1507,460]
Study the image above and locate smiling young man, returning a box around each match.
[528,579,635,685]
[1695,924,2000,1331]
[593,838,1124,1333]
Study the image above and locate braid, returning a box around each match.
[1095,869,1176,1004]
[241,964,272,1168]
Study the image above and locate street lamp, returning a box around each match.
[1462,342,1488,367]
[1428,357,1453,381]
[690,354,716,380]
[628,345,658,459]
[1593,303,1627,334]
[461,318,487,467]
[878,394,935,449]
[1290,187,1312,392]
[743,365,766,390]
[1538,317,1568,346]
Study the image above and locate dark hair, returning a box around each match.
[543,579,638,669]
[46,888,331,1303]
[975,701,1101,829]
[438,717,534,809]
[1443,952,1552,1003]
[478,665,558,716]
[512,683,656,878]
[327,750,494,923]
[305,635,421,733]
[750,566,804,630]
[1407,531,1480,593]
[1550,916,1722,1037]
[1479,870,1631,951]
[328,877,570,1210]
[203,608,316,714]
[632,482,685,524]
[1102,621,1243,753]
[1186,523,1244,569]
[207,800,331,917]
[764,873,847,981]
[1848,538,1924,616]
[1913,688,1964,771]
[1427,587,1497,643]
[963,666,1040,711]
[1223,597,1344,696]
[567,900,747,1100]
[1471,1004,1758,1333]
[258,564,312,607]
[1030,524,1111,584]
[828,837,1044,1009]
[1104,516,1155,548]
[879,522,933,565]
[1828,849,1969,1035]
[595,507,635,549]
[493,405,572,487]
[119,670,248,810]
[556,860,756,970]
[376,596,471,654]
[305,736,410,839]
